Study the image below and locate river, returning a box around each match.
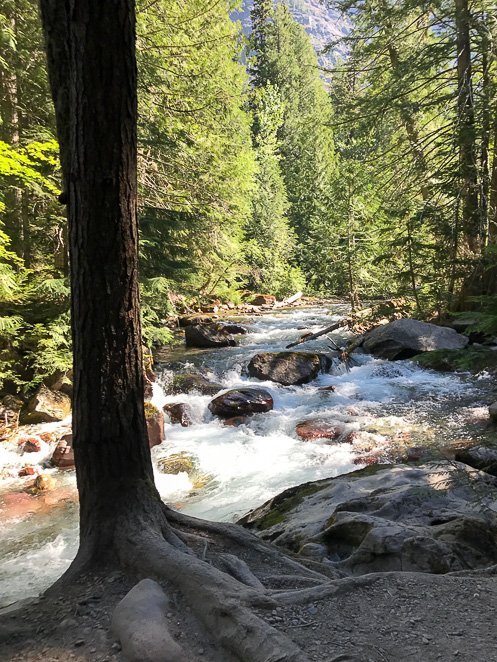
[0,304,493,608]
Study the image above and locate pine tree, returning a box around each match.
[250,0,337,289]
[137,0,256,301]
[246,83,304,296]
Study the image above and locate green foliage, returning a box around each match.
[137,0,256,299]
[23,314,72,386]
[327,0,497,310]
[140,277,174,346]
[246,83,304,297]
[249,0,337,288]
[414,346,497,375]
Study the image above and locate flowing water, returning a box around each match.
[0,304,494,607]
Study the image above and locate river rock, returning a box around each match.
[251,294,276,306]
[20,437,42,453]
[18,466,36,477]
[208,387,273,418]
[145,403,164,448]
[223,416,248,427]
[34,474,55,492]
[184,324,237,348]
[158,452,198,475]
[489,402,497,422]
[455,445,497,477]
[361,318,469,360]
[157,452,211,489]
[220,323,248,335]
[239,461,497,574]
[168,372,223,396]
[295,420,344,441]
[19,385,71,425]
[51,434,75,468]
[111,579,188,662]
[247,351,332,386]
[163,403,193,427]
[144,379,154,401]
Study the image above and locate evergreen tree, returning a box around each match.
[137,0,256,302]
[246,84,304,296]
[250,0,337,289]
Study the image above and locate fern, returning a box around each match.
[0,315,23,336]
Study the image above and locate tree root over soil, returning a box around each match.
[43,486,385,662]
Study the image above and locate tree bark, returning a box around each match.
[0,6,22,257]
[40,0,154,565]
[455,0,480,254]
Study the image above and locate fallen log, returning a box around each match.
[284,291,303,305]
[286,318,349,349]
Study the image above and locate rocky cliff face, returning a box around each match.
[232,0,349,69]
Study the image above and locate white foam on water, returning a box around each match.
[0,525,78,609]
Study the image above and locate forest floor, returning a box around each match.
[2,523,497,662]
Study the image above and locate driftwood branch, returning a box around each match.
[286,318,349,349]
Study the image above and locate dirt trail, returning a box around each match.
[2,538,497,662]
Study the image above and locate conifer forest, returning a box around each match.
[1,0,495,391]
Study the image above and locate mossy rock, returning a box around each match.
[239,463,391,531]
[157,452,213,489]
[191,472,213,489]
[144,401,160,419]
[239,480,328,531]
[169,373,223,396]
[414,347,497,374]
[157,452,198,475]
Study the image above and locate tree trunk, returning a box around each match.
[479,33,491,246]
[40,0,154,566]
[386,43,431,202]
[455,0,480,255]
[0,7,22,257]
[490,115,497,245]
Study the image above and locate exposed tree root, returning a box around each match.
[449,564,497,577]
[275,573,386,605]
[51,491,368,661]
[115,512,311,662]
[165,506,330,581]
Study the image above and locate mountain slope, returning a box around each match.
[232,0,349,69]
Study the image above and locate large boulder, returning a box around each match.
[247,351,332,386]
[184,324,237,349]
[239,462,497,575]
[361,318,469,360]
[208,387,273,418]
[168,372,223,396]
[19,384,71,424]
